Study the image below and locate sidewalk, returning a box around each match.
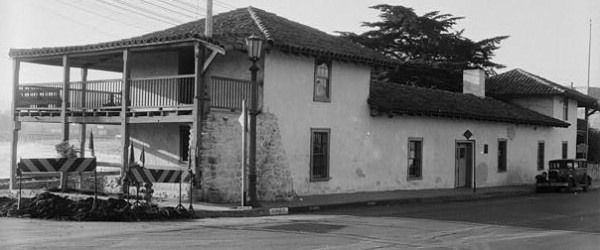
[260,185,535,213]
[174,185,537,217]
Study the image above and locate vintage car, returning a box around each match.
[535,159,592,192]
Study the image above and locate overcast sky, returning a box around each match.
[1,0,599,111]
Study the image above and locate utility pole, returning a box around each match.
[585,19,592,160]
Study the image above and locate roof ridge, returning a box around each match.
[247,6,274,42]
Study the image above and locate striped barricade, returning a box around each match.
[18,158,97,173]
[127,167,192,210]
[17,158,97,192]
[16,157,98,209]
[127,167,191,184]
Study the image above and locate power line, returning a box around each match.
[173,0,207,13]
[139,0,196,20]
[83,1,174,32]
[55,0,149,33]
[156,0,201,18]
[113,0,185,24]
[97,0,180,26]
[213,0,237,10]
[37,3,116,40]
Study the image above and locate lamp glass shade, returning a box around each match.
[246,34,263,60]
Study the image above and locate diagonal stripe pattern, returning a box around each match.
[128,167,191,183]
[18,158,96,173]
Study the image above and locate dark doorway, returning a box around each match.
[455,142,473,188]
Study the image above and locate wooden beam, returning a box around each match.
[80,68,88,157]
[192,42,205,198]
[199,40,226,55]
[120,49,131,189]
[9,59,20,190]
[202,49,219,73]
[585,107,590,160]
[128,116,194,124]
[19,115,193,124]
[62,55,70,141]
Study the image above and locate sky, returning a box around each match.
[0,0,599,111]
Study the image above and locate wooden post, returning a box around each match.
[121,50,131,193]
[80,68,88,157]
[248,60,259,206]
[62,55,70,141]
[79,68,88,190]
[9,59,20,191]
[585,107,590,160]
[193,43,205,199]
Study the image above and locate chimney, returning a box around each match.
[463,69,486,98]
[205,0,213,37]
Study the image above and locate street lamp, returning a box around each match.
[246,34,263,61]
[246,34,262,206]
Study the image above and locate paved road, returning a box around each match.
[317,190,600,233]
[1,191,599,249]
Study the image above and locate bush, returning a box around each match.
[55,141,79,158]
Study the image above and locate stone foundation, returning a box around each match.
[200,111,295,203]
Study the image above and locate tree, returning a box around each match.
[339,4,508,91]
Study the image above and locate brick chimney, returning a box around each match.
[463,69,486,98]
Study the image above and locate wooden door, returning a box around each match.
[456,143,473,188]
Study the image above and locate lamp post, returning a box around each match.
[246,34,262,206]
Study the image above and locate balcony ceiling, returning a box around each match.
[20,52,124,72]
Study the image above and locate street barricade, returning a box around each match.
[17,157,98,209]
[127,166,193,212]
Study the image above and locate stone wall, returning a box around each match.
[199,111,295,203]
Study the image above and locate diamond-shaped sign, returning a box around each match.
[463,130,473,140]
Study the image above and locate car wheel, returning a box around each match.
[567,179,576,192]
[583,177,591,192]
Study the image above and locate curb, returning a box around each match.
[193,189,537,218]
[273,190,536,214]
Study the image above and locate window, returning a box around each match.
[314,59,331,102]
[179,126,190,162]
[483,144,488,154]
[563,97,568,121]
[408,138,423,179]
[498,139,507,172]
[310,129,330,181]
[537,141,545,170]
[562,141,568,159]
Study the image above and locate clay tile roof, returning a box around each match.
[9,7,394,66]
[368,81,570,128]
[487,68,599,109]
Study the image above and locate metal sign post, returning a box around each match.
[238,100,248,207]
[463,130,476,193]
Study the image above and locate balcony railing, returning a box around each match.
[209,76,254,110]
[130,74,194,108]
[16,75,256,116]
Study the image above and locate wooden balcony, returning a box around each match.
[15,75,255,124]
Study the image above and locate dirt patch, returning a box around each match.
[0,192,193,221]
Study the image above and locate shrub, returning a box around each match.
[55,141,79,158]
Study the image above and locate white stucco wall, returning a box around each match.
[211,50,264,81]
[509,97,555,118]
[130,51,179,78]
[510,96,577,158]
[129,123,187,169]
[263,50,577,196]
